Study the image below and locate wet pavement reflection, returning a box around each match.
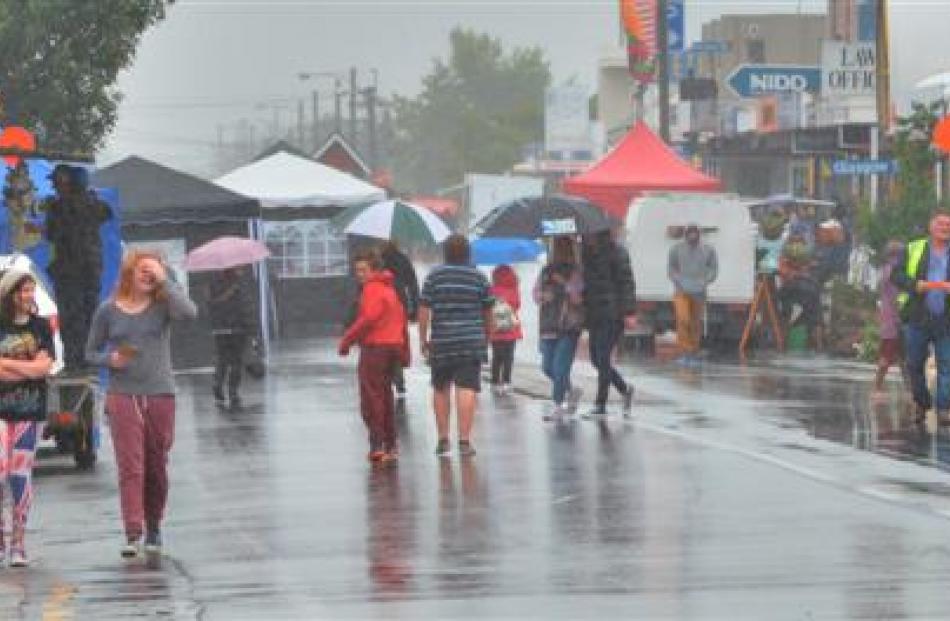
[5,339,950,618]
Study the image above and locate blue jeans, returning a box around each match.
[589,320,629,408]
[540,333,579,404]
[904,323,950,412]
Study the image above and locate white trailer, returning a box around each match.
[626,192,756,346]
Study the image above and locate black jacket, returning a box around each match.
[582,242,637,324]
[891,239,950,327]
[381,246,420,320]
[208,276,256,334]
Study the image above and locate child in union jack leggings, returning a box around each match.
[0,268,56,567]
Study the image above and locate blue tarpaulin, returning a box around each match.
[1,159,122,302]
[471,237,544,266]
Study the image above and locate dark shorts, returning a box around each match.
[431,358,482,392]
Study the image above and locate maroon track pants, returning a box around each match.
[358,345,400,452]
[106,394,176,540]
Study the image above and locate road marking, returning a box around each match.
[41,582,76,621]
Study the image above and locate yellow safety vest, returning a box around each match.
[897,238,930,310]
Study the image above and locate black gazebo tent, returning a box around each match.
[93,156,262,369]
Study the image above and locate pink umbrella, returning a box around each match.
[184,236,271,272]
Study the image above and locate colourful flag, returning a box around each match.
[620,0,657,83]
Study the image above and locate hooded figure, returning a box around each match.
[488,264,521,393]
[668,223,718,361]
[42,164,112,371]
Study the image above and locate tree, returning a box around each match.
[391,28,551,193]
[858,101,948,255]
[0,0,172,154]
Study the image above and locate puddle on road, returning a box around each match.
[663,357,950,474]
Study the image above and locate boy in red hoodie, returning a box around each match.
[339,250,408,463]
[489,264,522,395]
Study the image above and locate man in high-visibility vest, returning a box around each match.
[892,212,950,425]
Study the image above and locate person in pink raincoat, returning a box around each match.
[488,265,522,395]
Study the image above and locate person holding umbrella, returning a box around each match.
[208,267,256,411]
[184,236,269,410]
[534,237,585,420]
[379,241,419,402]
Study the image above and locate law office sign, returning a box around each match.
[821,41,876,97]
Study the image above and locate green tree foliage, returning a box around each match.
[859,101,948,254]
[391,28,551,193]
[0,0,172,153]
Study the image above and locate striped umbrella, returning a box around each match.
[337,199,451,245]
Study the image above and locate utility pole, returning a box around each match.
[297,99,305,148]
[873,0,891,210]
[875,0,891,134]
[349,66,358,143]
[656,0,671,142]
[311,91,320,151]
[364,86,378,171]
[334,78,343,134]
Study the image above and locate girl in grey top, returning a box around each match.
[85,250,197,563]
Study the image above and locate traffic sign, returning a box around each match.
[667,0,685,52]
[689,40,729,54]
[727,65,821,98]
[831,159,898,176]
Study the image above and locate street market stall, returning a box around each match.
[214,150,386,334]
[562,121,722,219]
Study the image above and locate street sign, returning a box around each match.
[727,65,821,98]
[689,40,729,54]
[831,159,898,176]
[667,0,685,52]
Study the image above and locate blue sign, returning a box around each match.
[832,159,898,176]
[857,0,877,42]
[667,0,685,52]
[727,65,821,98]
[689,40,729,54]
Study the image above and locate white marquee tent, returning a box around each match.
[214,151,385,209]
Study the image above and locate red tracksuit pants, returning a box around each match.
[106,394,176,540]
[358,345,400,452]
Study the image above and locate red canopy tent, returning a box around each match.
[563,121,721,218]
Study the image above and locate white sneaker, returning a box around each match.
[566,387,584,413]
[121,539,140,559]
[9,548,28,568]
[543,403,569,422]
[502,384,513,395]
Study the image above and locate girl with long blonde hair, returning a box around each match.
[85,249,197,564]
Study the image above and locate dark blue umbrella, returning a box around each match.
[471,237,544,266]
[472,194,618,239]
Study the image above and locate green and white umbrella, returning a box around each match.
[337,199,451,245]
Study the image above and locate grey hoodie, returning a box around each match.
[668,240,718,297]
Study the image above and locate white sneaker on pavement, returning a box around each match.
[9,548,28,568]
[566,387,583,413]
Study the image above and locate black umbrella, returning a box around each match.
[472,195,618,239]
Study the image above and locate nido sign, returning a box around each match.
[822,41,876,97]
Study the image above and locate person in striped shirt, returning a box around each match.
[418,235,493,457]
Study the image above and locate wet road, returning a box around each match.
[4,337,950,619]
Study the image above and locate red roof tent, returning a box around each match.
[562,121,721,218]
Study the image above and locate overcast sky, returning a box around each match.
[101,0,950,177]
